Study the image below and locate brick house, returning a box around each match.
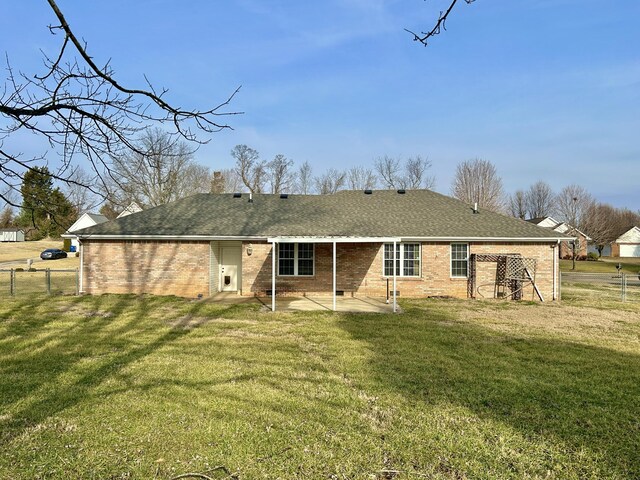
[610,226,640,257]
[526,217,587,259]
[70,190,567,308]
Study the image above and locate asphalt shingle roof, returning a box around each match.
[77,190,568,240]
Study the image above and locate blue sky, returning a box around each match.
[2,1,639,209]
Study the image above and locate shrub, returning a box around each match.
[63,238,72,252]
[587,252,599,261]
[14,267,23,272]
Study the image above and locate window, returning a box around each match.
[384,243,420,277]
[278,243,314,276]
[451,243,469,277]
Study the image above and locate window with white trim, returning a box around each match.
[383,243,420,277]
[278,243,314,276]
[450,243,469,277]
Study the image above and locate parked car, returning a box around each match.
[40,248,68,260]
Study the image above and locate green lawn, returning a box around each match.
[1,294,639,479]
[560,258,640,274]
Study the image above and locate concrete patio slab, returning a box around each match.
[210,292,395,313]
[257,296,395,313]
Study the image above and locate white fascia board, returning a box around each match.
[267,236,402,243]
[76,234,268,241]
[400,236,568,243]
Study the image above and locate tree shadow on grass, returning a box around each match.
[338,301,640,478]
[0,294,246,447]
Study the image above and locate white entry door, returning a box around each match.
[220,244,241,291]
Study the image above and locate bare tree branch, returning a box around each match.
[1,0,241,208]
[406,0,476,47]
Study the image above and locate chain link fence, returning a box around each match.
[561,272,640,303]
[0,268,79,296]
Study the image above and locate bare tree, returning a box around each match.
[347,166,377,190]
[0,187,16,226]
[107,128,209,207]
[375,155,435,190]
[451,158,504,212]
[555,184,594,229]
[508,190,527,219]
[314,168,346,195]
[583,204,615,257]
[65,167,101,215]
[524,181,555,219]
[375,156,402,189]
[211,169,243,194]
[266,154,294,194]
[232,145,265,194]
[582,203,637,258]
[406,0,476,47]
[0,0,239,211]
[404,155,435,189]
[296,161,313,194]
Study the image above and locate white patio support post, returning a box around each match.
[78,239,83,294]
[393,240,397,313]
[332,241,337,312]
[271,241,276,312]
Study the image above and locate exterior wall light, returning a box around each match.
[247,244,253,256]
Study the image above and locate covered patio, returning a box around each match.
[267,236,401,313]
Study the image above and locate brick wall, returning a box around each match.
[242,241,558,301]
[82,240,210,297]
[558,234,588,259]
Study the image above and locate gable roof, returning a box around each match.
[526,216,561,228]
[67,212,108,233]
[117,201,143,218]
[614,226,640,243]
[526,216,591,241]
[75,190,567,241]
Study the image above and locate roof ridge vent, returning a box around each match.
[364,189,373,195]
[397,189,406,194]
[280,193,289,199]
[232,193,241,198]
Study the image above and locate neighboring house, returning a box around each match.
[117,201,143,218]
[66,213,108,250]
[0,228,25,242]
[526,217,588,259]
[611,226,640,258]
[71,190,567,306]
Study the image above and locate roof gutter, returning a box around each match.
[400,236,572,242]
[70,234,270,241]
[67,234,570,243]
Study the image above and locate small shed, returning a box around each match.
[0,228,25,242]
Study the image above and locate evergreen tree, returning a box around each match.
[16,167,76,239]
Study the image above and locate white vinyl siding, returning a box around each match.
[278,243,314,276]
[383,243,420,277]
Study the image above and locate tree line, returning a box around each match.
[1,133,638,250]
[450,158,640,255]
